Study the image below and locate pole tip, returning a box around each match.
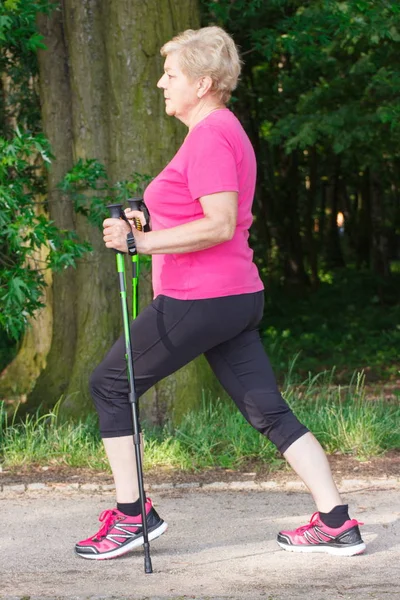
[145,555,153,574]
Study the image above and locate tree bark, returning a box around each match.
[280,151,309,286]
[0,222,53,407]
[29,6,78,411]
[28,0,219,424]
[0,69,53,406]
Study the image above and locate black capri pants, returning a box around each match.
[90,291,308,454]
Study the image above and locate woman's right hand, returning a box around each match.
[124,208,147,231]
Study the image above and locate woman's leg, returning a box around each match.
[104,431,342,511]
[89,296,199,504]
[205,325,365,555]
[283,432,342,512]
[102,435,142,503]
[89,294,263,503]
[76,296,212,559]
[204,329,341,512]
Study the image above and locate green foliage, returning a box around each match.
[0,140,154,342]
[206,0,400,155]
[271,1,400,157]
[0,1,91,341]
[0,0,155,349]
[0,0,55,134]
[59,159,153,229]
[0,129,91,339]
[203,0,400,282]
[262,267,400,381]
[1,373,398,471]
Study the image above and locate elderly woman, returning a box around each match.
[75,26,365,560]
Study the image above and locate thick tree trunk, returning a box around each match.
[29,7,78,411]
[30,0,218,424]
[0,234,53,407]
[0,69,54,407]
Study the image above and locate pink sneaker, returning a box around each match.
[75,497,167,560]
[277,512,366,556]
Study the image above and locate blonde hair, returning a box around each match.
[160,26,241,104]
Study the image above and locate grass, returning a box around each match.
[1,370,399,473]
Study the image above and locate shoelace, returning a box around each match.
[91,509,119,541]
[295,512,364,535]
[295,512,321,534]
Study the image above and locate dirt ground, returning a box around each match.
[1,450,399,487]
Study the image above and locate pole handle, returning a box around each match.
[106,203,123,219]
[128,197,144,232]
[106,203,129,254]
[128,197,142,212]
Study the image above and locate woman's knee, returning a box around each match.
[243,391,309,453]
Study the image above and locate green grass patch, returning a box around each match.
[1,372,398,473]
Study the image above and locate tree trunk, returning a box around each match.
[280,151,309,286]
[236,70,271,272]
[29,6,78,411]
[355,169,372,269]
[0,68,53,406]
[304,147,319,289]
[28,0,220,424]
[0,225,53,407]
[370,171,391,278]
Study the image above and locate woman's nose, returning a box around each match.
[157,74,167,89]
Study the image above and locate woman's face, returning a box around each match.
[157,52,200,123]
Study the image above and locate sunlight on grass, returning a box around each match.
[1,371,399,472]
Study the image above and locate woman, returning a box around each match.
[75,26,365,560]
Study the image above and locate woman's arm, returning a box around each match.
[103,191,238,254]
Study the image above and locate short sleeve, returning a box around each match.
[184,125,239,200]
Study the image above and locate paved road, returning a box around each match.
[0,485,399,600]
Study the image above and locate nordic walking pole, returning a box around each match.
[106,203,153,574]
[127,198,143,320]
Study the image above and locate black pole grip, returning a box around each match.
[128,197,143,212]
[107,203,123,219]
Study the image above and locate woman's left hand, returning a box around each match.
[103,218,148,253]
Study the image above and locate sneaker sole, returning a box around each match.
[75,520,168,560]
[277,540,366,556]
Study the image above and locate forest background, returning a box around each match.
[0,0,399,467]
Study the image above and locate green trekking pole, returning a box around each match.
[127,198,143,319]
[106,203,153,574]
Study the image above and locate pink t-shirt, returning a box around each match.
[144,108,264,299]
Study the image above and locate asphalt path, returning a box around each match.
[0,485,399,600]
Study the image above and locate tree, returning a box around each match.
[33,0,217,424]
[0,0,89,405]
[204,0,400,283]
[2,0,224,424]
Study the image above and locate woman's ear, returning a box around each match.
[197,76,213,98]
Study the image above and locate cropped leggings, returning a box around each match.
[90,291,308,454]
